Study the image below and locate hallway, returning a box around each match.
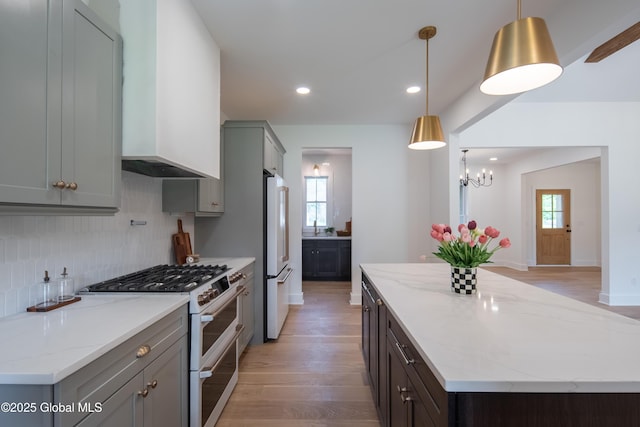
[217,281,379,426]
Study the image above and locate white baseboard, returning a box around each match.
[350,292,361,305]
[599,292,640,306]
[288,292,304,305]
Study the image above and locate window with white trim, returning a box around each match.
[305,176,328,227]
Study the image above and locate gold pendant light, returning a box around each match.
[409,26,446,150]
[480,0,562,95]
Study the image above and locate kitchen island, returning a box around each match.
[361,263,640,426]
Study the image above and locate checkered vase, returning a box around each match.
[450,266,477,294]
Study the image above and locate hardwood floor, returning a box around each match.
[217,267,640,426]
[216,281,380,426]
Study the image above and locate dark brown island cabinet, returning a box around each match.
[361,270,640,427]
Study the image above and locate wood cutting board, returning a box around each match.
[172,219,190,264]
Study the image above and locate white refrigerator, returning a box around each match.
[266,174,292,339]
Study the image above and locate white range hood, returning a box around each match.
[120,0,220,178]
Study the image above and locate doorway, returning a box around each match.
[536,189,571,265]
[301,148,353,282]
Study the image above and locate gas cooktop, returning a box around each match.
[82,264,230,293]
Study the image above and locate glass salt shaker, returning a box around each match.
[57,267,75,302]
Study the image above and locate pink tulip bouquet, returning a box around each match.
[430,220,511,268]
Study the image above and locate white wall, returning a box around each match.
[458,154,602,270]
[274,125,412,304]
[457,102,640,305]
[0,172,191,317]
[301,152,352,232]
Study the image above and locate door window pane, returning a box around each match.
[541,193,564,229]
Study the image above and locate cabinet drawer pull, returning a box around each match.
[397,385,412,403]
[136,344,151,358]
[395,341,415,365]
[376,298,384,306]
[138,388,149,398]
[65,182,78,190]
[363,306,370,313]
[148,379,158,389]
[52,180,66,189]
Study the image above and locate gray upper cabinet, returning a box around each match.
[0,0,122,214]
[263,130,285,176]
[162,178,224,217]
[162,137,224,216]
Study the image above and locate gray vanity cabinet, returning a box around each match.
[0,0,122,213]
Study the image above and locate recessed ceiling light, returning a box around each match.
[296,87,310,95]
[490,157,498,161]
[406,86,421,94]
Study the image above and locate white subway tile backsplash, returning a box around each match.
[0,171,195,318]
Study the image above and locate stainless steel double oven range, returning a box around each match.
[81,262,247,427]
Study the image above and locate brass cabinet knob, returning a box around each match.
[136,344,151,358]
[148,379,158,389]
[138,388,149,398]
[65,182,78,190]
[52,181,66,189]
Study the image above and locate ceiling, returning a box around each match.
[191,1,639,128]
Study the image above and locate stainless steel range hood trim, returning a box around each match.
[122,157,216,178]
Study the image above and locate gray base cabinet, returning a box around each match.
[56,306,189,427]
[76,337,188,427]
[0,305,189,427]
[238,262,256,353]
[302,239,351,281]
[0,0,121,214]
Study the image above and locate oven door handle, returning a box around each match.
[200,314,214,323]
[198,324,246,380]
[208,286,245,319]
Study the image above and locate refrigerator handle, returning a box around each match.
[277,267,293,285]
[281,185,290,262]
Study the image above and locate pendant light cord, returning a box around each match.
[517,0,521,20]
[425,35,429,115]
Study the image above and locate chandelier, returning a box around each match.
[459,150,493,188]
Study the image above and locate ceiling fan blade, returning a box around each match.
[585,21,640,63]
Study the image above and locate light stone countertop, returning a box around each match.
[196,257,255,271]
[0,257,255,386]
[360,263,640,393]
[0,294,188,385]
